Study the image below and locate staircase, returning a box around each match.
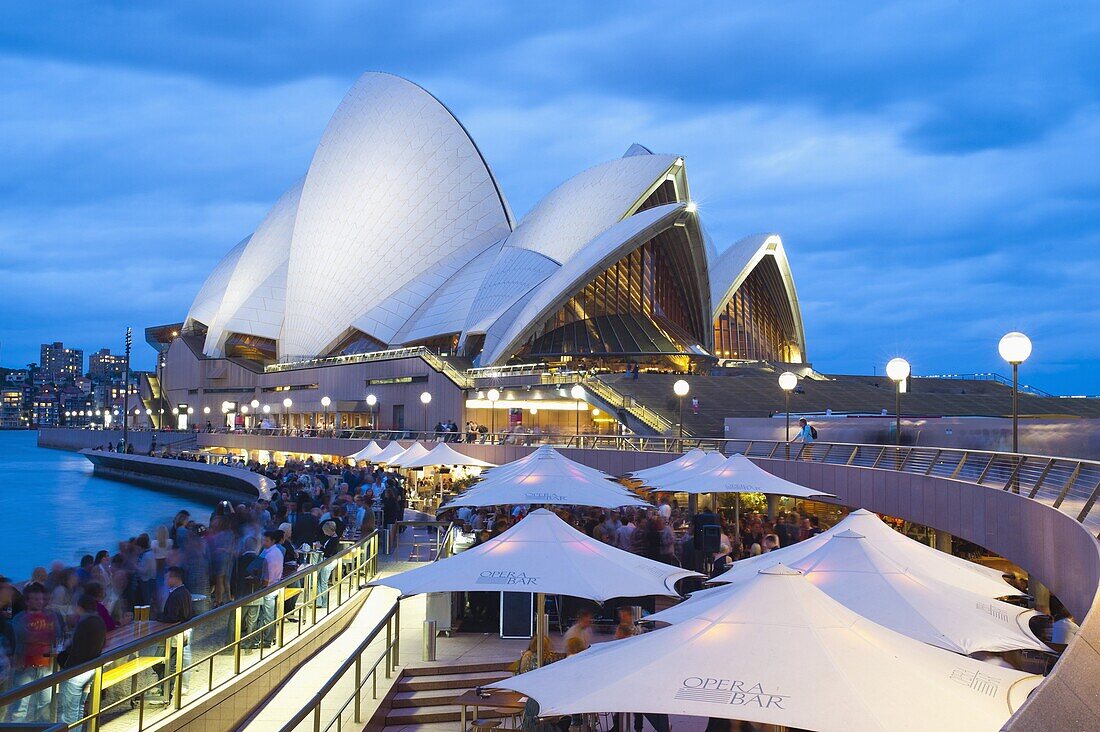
[379,660,516,728]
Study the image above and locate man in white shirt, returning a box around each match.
[657,496,672,521]
[258,530,284,647]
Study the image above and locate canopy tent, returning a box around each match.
[638,452,727,492]
[372,508,699,600]
[372,508,699,664]
[346,440,384,462]
[372,441,413,464]
[441,445,651,510]
[496,564,1042,732]
[656,452,834,499]
[649,530,1046,655]
[709,509,1019,598]
[387,441,433,467]
[627,448,710,483]
[399,441,497,469]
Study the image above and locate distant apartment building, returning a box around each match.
[31,386,59,427]
[88,348,127,383]
[39,342,83,384]
[0,388,25,428]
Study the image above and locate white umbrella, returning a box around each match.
[372,441,412,464]
[628,448,709,483]
[346,440,383,462]
[372,508,698,599]
[658,452,835,499]
[496,564,1042,732]
[400,441,497,469]
[709,509,1019,599]
[388,441,432,467]
[442,446,650,510]
[372,508,699,664]
[650,530,1046,655]
[638,452,727,492]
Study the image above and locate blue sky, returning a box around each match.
[0,2,1097,393]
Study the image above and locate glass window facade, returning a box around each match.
[712,254,801,362]
[515,226,709,362]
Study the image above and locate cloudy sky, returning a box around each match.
[0,2,1096,393]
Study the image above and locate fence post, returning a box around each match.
[354,654,363,723]
[88,666,104,732]
[233,606,243,674]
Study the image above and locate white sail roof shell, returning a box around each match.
[185,235,250,330]
[279,72,513,358]
[482,202,689,364]
[202,180,302,355]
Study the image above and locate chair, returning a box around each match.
[471,720,501,732]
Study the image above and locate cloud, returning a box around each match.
[0,2,1097,393]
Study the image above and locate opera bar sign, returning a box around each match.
[476,570,539,586]
[675,677,789,709]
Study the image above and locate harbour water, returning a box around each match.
[0,430,212,581]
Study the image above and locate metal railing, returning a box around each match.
[275,602,400,732]
[0,532,380,731]
[578,376,677,434]
[267,347,472,388]
[277,523,462,732]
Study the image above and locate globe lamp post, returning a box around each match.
[487,388,500,438]
[366,393,378,430]
[420,391,432,433]
[998,332,1032,454]
[570,385,585,442]
[886,357,910,452]
[778,371,798,457]
[321,395,331,434]
[282,397,292,433]
[673,379,690,450]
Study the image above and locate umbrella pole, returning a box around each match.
[536,592,545,667]
[734,494,740,553]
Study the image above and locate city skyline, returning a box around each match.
[0,3,1097,392]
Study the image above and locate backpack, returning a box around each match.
[809,425,818,439]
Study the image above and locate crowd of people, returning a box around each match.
[443,497,824,577]
[0,456,410,724]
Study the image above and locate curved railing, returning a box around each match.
[0,532,379,731]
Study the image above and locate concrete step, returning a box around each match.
[385,704,513,725]
[403,660,513,677]
[395,670,512,692]
[392,688,470,708]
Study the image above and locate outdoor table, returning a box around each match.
[453,688,527,731]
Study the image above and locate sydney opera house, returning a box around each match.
[150,72,808,431]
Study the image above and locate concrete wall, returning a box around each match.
[725,415,1100,461]
[37,427,194,453]
[161,341,467,432]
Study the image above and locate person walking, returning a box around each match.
[59,594,106,728]
[257,531,284,648]
[793,417,816,459]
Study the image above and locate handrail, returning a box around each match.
[275,601,400,732]
[267,346,471,388]
[0,531,380,731]
[579,376,678,434]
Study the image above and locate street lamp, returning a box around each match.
[886,357,910,448]
[283,397,292,432]
[778,371,798,456]
[530,407,538,433]
[366,393,378,430]
[420,391,432,433]
[321,395,331,433]
[487,388,500,437]
[999,331,1032,454]
[673,379,690,448]
[570,385,585,440]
